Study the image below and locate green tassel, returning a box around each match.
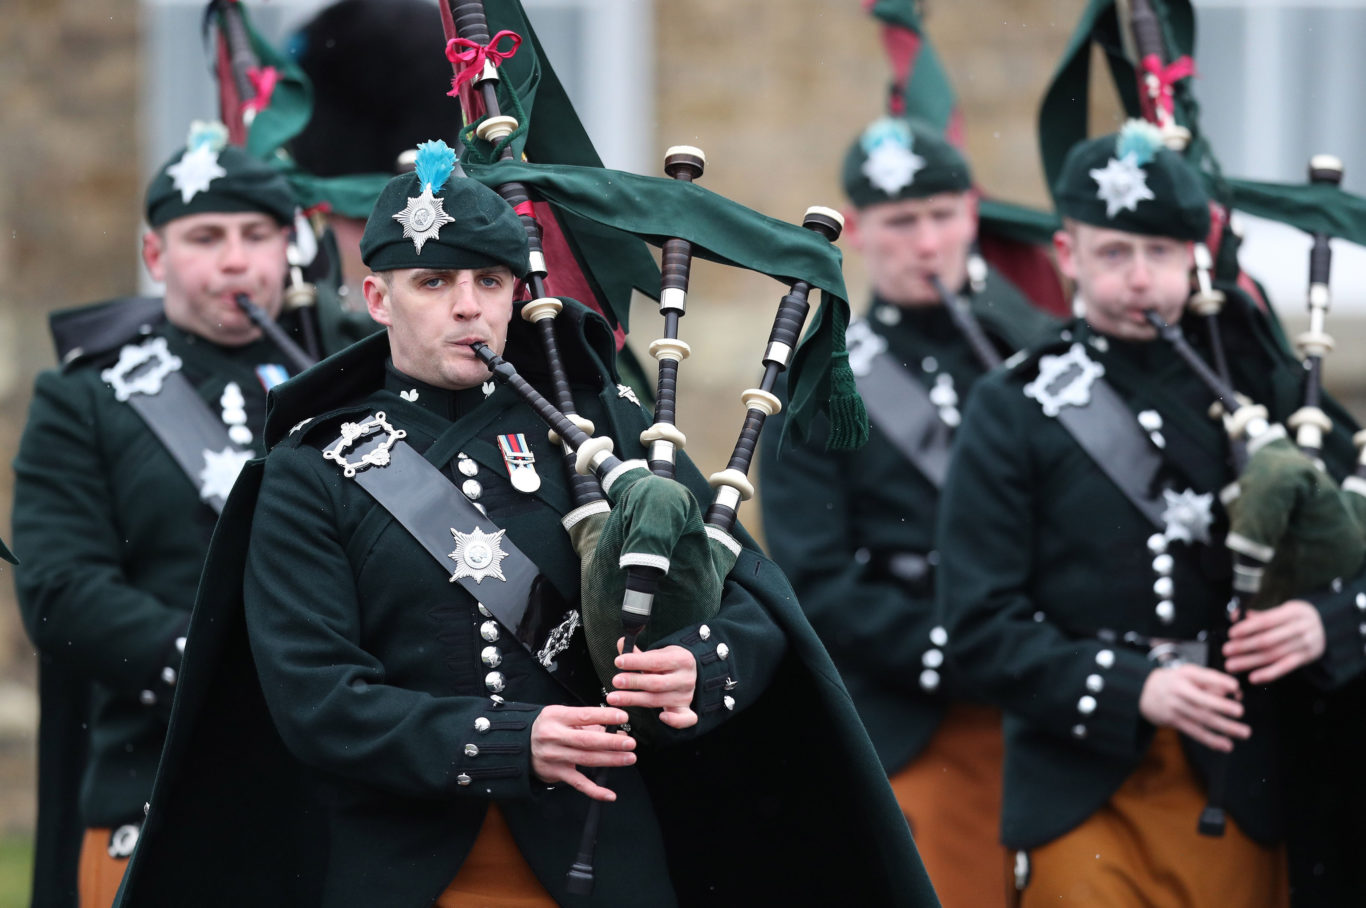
[823,304,869,452]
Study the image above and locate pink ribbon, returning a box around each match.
[445,30,522,97]
[1139,54,1196,117]
[243,65,279,116]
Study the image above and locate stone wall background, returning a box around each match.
[0,0,1242,838]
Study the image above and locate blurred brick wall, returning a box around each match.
[0,0,142,834]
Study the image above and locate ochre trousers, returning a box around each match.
[436,802,557,907]
[888,703,1012,908]
[78,828,127,908]
[1019,728,1289,907]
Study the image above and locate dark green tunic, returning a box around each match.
[115,306,939,908]
[935,293,1366,878]
[759,269,1056,770]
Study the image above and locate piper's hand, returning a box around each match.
[1138,664,1249,753]
[530,705,635,802]
[608,640,699,730]
[1223,600,1326,684]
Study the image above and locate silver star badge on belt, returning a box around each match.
[1162,488,1214,545]
[449,527,509,584]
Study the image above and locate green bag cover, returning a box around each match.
[1226,435,1366,609]
[568,466,739,739]
[463,159,868,450]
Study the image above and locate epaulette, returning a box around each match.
[274,404,378,452]
[1004,329,1077,377]
[50,297,164,371]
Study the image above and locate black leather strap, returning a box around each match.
[854,347,952,489]
[1054,377,1167,530]
[345,436,597,703]
[125,371,241,514]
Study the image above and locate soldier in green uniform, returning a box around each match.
[12,123,369,908]
[111,143,938,907]
[935,120,1366,905]
[759,117,1054,908]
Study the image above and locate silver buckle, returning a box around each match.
[322,411,407,478]
[101,337,183,401]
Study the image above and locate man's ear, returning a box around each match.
[1053,228,1077,282]
[842,205,863,252]
[141,229,166,283]
[363,273,393,327]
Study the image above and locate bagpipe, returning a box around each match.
[437,0,862,892]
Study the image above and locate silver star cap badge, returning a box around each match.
[1090,153,1156,219]
[393,183,455,254]
[863,141,926,196]
[1161,488,1214,545]
[167,144,228,204]
[449,527,509,584]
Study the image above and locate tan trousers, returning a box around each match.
[436,802,557,907]
[888,703,1013,908]
[77,828,128,908]
[1019,728,1289,907]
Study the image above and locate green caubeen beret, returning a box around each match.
[842,117,972,208]
[1054,119,1210,242]
[361,140,530,277]
[145,121,297,227]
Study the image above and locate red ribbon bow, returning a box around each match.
[242,65,279,117]
[445,30,522,98]
[1139,54,1196,118]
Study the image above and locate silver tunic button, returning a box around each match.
[922,648,944,669]
[457,773,472,787]
[929,626,949,647]
[1078,695,1098,715]
[1147,533,1168,555]
[458,455,479,477]
[1072,724,1088,739]
[1086,674,1105,693]
[474,717,491,733]
[462,479,482,501]
[1096,649,1115,669]
[489,695,505,706]
[698,624,711,641]
[1358,623,1366,637]
[919,669,941,691]
[921,355,938,373]
[481,646,502,668]
[480,621,500,643]
[477,602,492,618]
[229,425,253,447]
[1156,600,1176,624]
[139,690,157,706]
[464,744,480,757]
[1138,410,1163,431]
[485,671,506,693]
[160,667,177,686]
[1152,554,1174,576]
[1357,593,1366,611]
[1153,576,1174,599]
[723,695,735,711]
[715,643,729,660]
